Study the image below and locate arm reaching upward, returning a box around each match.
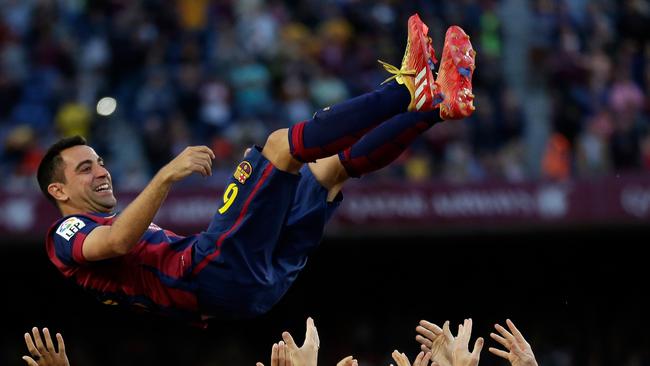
[82,146,214,261]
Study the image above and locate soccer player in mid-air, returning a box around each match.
[37,14,475,325]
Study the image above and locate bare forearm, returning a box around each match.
[106,170,172,254]
[82,146,213,259]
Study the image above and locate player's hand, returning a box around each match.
[416,320,454,366]
[390,350,433,366]
[159,146,215,182]
[256,341,292,366]
[22,327,70,366]
[450,319,483,366]
[282,317,320,366]
[488,319,538,366]
[336,355,358,366]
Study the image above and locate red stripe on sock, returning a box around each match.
[340,122,430,177]
[290,122,306,159]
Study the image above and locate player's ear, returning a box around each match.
[48,182,69,203]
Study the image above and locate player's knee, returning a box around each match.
[262,129,302,173]
[264,129,288,154]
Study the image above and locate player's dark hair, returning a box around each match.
[37,135,88,207]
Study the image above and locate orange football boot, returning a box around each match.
[436,25,476,119]
[379,13,442,112]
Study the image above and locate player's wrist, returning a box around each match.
[153,166,176,186]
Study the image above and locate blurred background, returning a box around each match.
[1,0,649,365]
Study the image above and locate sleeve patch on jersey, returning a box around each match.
[56,217,86,241]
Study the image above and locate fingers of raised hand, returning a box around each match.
[337,355,354,366]
[494,323,515,342]
[415,334,433,349]
[278,341,288,366]
[414,351,432,366]
[193,161,211,177]
[471,337,484,358]
[338,355,358,366]
[419,351,432,366]
[490,332,509,349]
[24,332,39,357]
[391,350,410,366]
[419,320,443,335]
[416,325,438,341]
[199,146,216,160]
[42,328,55,353]
[458,319,472,345]
[488,347,510,360]
[22,356,39,366]
[306,317,320,349]
[55,333,65,355]
[464,319,473,340]
[281,331,298,351]
[31,328,47,357]
[506,319,526,342]
[271,343,279,366]
[186,146,215,159]
[442,321,454,342]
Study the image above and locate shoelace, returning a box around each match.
[377,60,415,85]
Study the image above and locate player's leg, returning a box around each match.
[323,24,476,184]
[287,13,441,163]
[271,24,477,275]
[268,109,441,286]
[256,14,439,176]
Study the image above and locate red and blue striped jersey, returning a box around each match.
[45,212,204,324]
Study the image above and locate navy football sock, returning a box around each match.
[338,110,442,177]
[288,81,410,162]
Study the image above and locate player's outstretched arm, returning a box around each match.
[390,350,433,366]
[281,317,320,366]
[256,341,293,366]
[82,146,215,261]
[22,327,70,366]
[415,320,455,366]
[488,319,538,366]
[450,319,483,366]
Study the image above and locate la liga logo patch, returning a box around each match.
[234,161,252,184]
[56,217,86,241]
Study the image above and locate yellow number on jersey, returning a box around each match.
[218,183,239,214]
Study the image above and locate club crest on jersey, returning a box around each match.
[234,161,252,184]
[56,217,86,241]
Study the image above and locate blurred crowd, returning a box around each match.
[1,0,650,191]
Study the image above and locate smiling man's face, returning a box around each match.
[54,145,117,213]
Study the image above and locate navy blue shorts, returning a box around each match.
[192,147,340,318]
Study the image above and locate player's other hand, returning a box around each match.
[488,319,538,366]
[160,146,215,182]
[22,327,70,366]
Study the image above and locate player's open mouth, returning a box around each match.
[94,183,112,192]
